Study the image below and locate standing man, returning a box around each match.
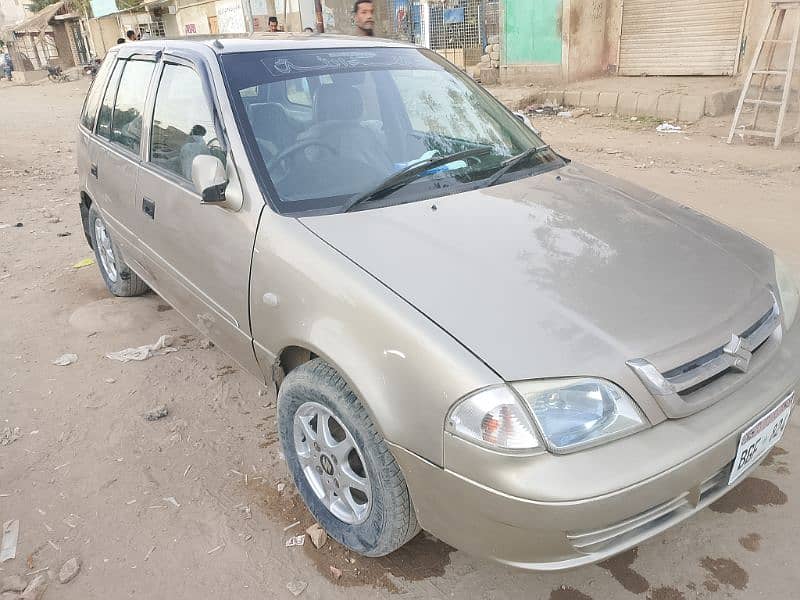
[268,16,279,32]
[2,46,13,81]
[353,0,374,36]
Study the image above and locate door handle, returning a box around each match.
[90,163,98,178]
[142,197,155,220]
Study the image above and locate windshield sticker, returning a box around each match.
[261,50,436,77]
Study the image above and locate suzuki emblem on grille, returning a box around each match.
[723,334,752,372]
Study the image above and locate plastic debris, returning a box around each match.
[286,580,308,596]
[72,257,94,269]
[1,427,21,446]
[57,232,71,238]
[0,520,20,563]
[163,497,180,508]
[58,557,81,584]
[144,404,169,421]
[557,110,573,118]
[656,122,682,133]
[306,523,327,549]
[52,353,78,366]
[329,565,342,580]
[285,534,306,547]
[106,335,177,362]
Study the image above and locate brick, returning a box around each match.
[635,93,659,118]
[678,95,706,123]
[597,91,619,114]
[563,90,582,107]
[656,93,681,121]
[705,87,741,116]
[579,90,600,110]
[617,92,640,116]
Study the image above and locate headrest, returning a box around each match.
[313,85,363,122]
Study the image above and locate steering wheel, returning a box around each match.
[267,139,339,176]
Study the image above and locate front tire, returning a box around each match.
[88,203,149,297]
[278,359,420,557]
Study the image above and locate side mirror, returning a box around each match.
[191,154,228,203]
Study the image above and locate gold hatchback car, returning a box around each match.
[77,35,800,570]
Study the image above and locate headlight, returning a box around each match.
[514,378,647,454]
[775,255,799,330]
[446,385,540,451]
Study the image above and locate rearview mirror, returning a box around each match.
[191,154,228,203]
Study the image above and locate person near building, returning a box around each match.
[126,30,138,41]
[268,17,279,32]
[1,47,13,81]
[353,0,375,36]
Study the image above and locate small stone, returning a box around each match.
[19,574,47,600]
[276,482,286,493]
[14,223,22,228]
[198,338,214,349]
[306,523,327,549]
[286,580,307,596]
[143,404,169,421]
[56,232,71,237]
[329,565,342,579]
[58,557,81,584]
[1,575,27,593]
[104,378,116,384]
[47,217,60,224]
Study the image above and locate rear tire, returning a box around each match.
[88,203,149,297]
[278,359,420,557]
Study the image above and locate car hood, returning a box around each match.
[300,163,774,384]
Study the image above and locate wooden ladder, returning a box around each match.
[727,1,800,148]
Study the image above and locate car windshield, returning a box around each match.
[220,47,562,215]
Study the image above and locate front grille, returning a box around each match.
[566,466,730,554]
[661,302,780,398]
[627,297,782,417]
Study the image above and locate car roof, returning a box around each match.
[115,33,414,55]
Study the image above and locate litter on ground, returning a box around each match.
[0,520,19,563]
[106,335,177,362]
[72,257,95,269]
[52,353,78,366]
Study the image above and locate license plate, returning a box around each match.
[728,392,795,485]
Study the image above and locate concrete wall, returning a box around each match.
[51,22,76,68]
[176,0,217,35]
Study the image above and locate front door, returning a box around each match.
[132,56,262,373]
[208,16,219,34]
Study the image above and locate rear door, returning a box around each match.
[92,55,157,249]
[132,54,262,372]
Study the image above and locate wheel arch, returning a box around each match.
[79,191,93,249]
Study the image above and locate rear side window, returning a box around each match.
[110,60,155,153]
[149,63,223,181]
[80,54,116,131]
[96,60,125,139]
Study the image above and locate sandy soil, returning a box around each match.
[1,77,799,600]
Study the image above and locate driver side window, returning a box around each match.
[150,63,223,181]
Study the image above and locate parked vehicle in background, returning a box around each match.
[76,35,800,570]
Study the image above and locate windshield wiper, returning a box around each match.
[343,146,492,213]
[485,144,552,188]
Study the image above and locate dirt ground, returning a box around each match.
[1,77,799,600]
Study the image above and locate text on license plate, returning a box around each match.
[728,392,795,485]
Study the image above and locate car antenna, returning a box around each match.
[213,39,224,49]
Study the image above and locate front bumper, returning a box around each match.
[391,324,800,570]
